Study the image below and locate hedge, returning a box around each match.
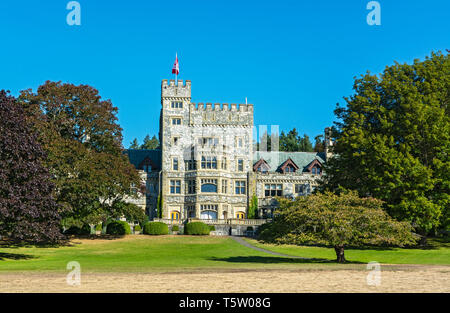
[144,222,169,235]
[106,221,131,235]
[209,225,215,231]
[184,222,211,235]
[172,225,179,232]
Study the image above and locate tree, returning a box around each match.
[321,51,449,234]
[279,129,314,152]
[248,195,258,219]
[140,135,159,150]
[19,81,141,227]
[129,138,140,149]
[0,91,63,243]
[313,135,324,152]
[259,191,417,263]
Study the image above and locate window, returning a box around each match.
[173,137,179,145]
[237,159,244,171]
[265,184,282,197]
[235,181,246,195]
[236,137,243,148]
[284,165,295,173]
[201,156,217,169]
[200,204,218,211]
[236,212,245,219]
[185,159,197,170]
[142,164,152,173]
[170,180,181,194]
[172,118,181,125]
[312,167,321,175]
[222,157,227,170]
[222,179,228,194]
[201,179,218,193]
[173,158,179,171]
[295,184,305,194]
[170,211,180,220]
[186,180,196,194]
[199,137,218,147]
[171,101,183,109]
[257,164,269,173]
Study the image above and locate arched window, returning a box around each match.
[170,211,180,220]
[201,179,218,193]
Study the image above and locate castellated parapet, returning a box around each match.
[189,103,253,126]
[161,79,192,99]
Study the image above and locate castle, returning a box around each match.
[125,80,332,227]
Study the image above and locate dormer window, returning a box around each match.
[139,156,156,173]
[279,158,299,174]
[284,165,295,173]
[253,158,271,173]
[306,159,323,175]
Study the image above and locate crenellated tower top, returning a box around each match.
[161,79,191,99]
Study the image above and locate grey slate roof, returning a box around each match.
[253,151,326,172]
[124,149,162,170]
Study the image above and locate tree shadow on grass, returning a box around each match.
[208,256,364,265]
[0,252,36,261]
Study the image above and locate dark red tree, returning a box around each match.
[0,90,63,243]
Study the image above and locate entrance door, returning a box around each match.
[171,211,180,220]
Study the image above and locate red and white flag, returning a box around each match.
[172,53,179,75]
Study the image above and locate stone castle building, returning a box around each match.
[125,79,332,223]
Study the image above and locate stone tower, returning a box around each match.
[159,79,254,221]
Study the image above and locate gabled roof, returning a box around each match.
[253,158,271,171]
[305,159,323,172]
[124,149,162,170]
[279,158,299,172]
[253,151,326,173]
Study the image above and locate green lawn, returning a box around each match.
[0,235,315,273]
[0,235,448,274]
[244,238,450,265]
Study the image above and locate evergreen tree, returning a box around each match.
[129,138,140,149]
[140,135,159,150]
[321,51,449,234]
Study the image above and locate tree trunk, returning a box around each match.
[334,245,346,263]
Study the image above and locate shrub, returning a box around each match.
[246,226,254,232]
[106,221,131,235]
[144,222,169,235]
[64,226,82,235]
[64,224,91,235]
[95,224,102,231]
[184,222,211,235]
[134,225,142,232]
[80,224,92,235]
[172,225,179,232]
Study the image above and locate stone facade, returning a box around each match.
[125,79,329,222]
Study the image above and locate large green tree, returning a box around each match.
[19,81,142,227]
[259,191,417,263]
[321,51,449,234]
[0,91,63,243]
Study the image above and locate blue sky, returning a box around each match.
[0,0,448,147]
